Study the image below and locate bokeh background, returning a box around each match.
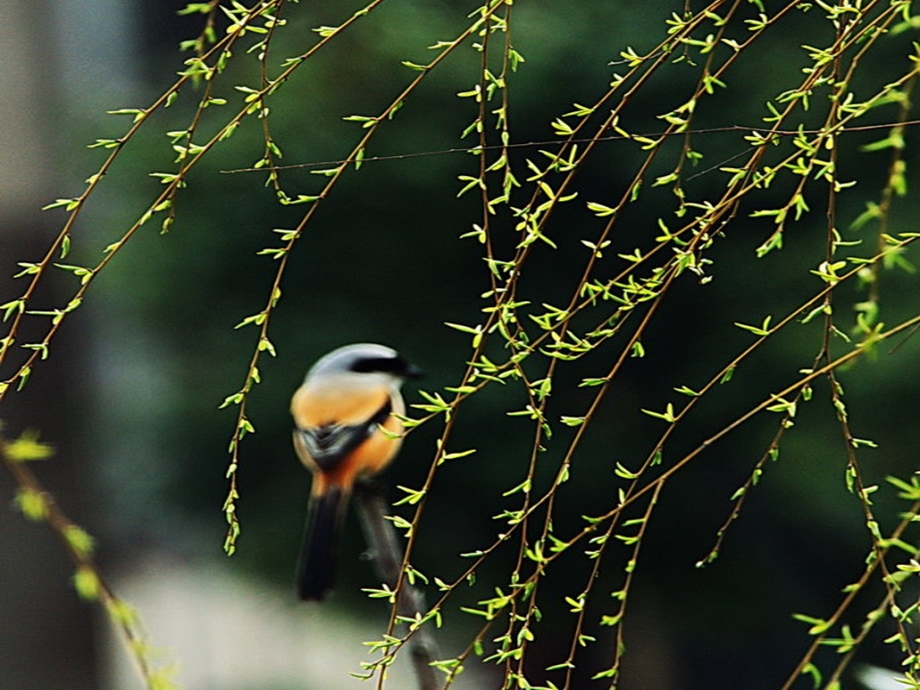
[1,1,919,689]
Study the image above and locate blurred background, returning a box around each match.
[1,1,919,689]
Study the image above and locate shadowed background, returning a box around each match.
[1,2,919,689]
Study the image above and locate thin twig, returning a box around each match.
[0,431,166,689]
[354,481,440,690]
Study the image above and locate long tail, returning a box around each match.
[297,487,347,601]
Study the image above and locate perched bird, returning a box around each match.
[290,343,422,601]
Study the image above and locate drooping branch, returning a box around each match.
[354,481,440,690]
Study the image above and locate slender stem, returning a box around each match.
[354,481,440,690]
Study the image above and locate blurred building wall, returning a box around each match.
[0,1,98,688]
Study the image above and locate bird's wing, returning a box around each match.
[295,398,393,471]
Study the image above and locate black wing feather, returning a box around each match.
[295,399,392,471]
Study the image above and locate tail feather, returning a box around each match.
[297,488,346,601]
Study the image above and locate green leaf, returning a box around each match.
[4,429,54,462]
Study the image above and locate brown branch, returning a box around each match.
[354,481,440,690]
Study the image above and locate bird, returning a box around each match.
[290,343,422,601]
